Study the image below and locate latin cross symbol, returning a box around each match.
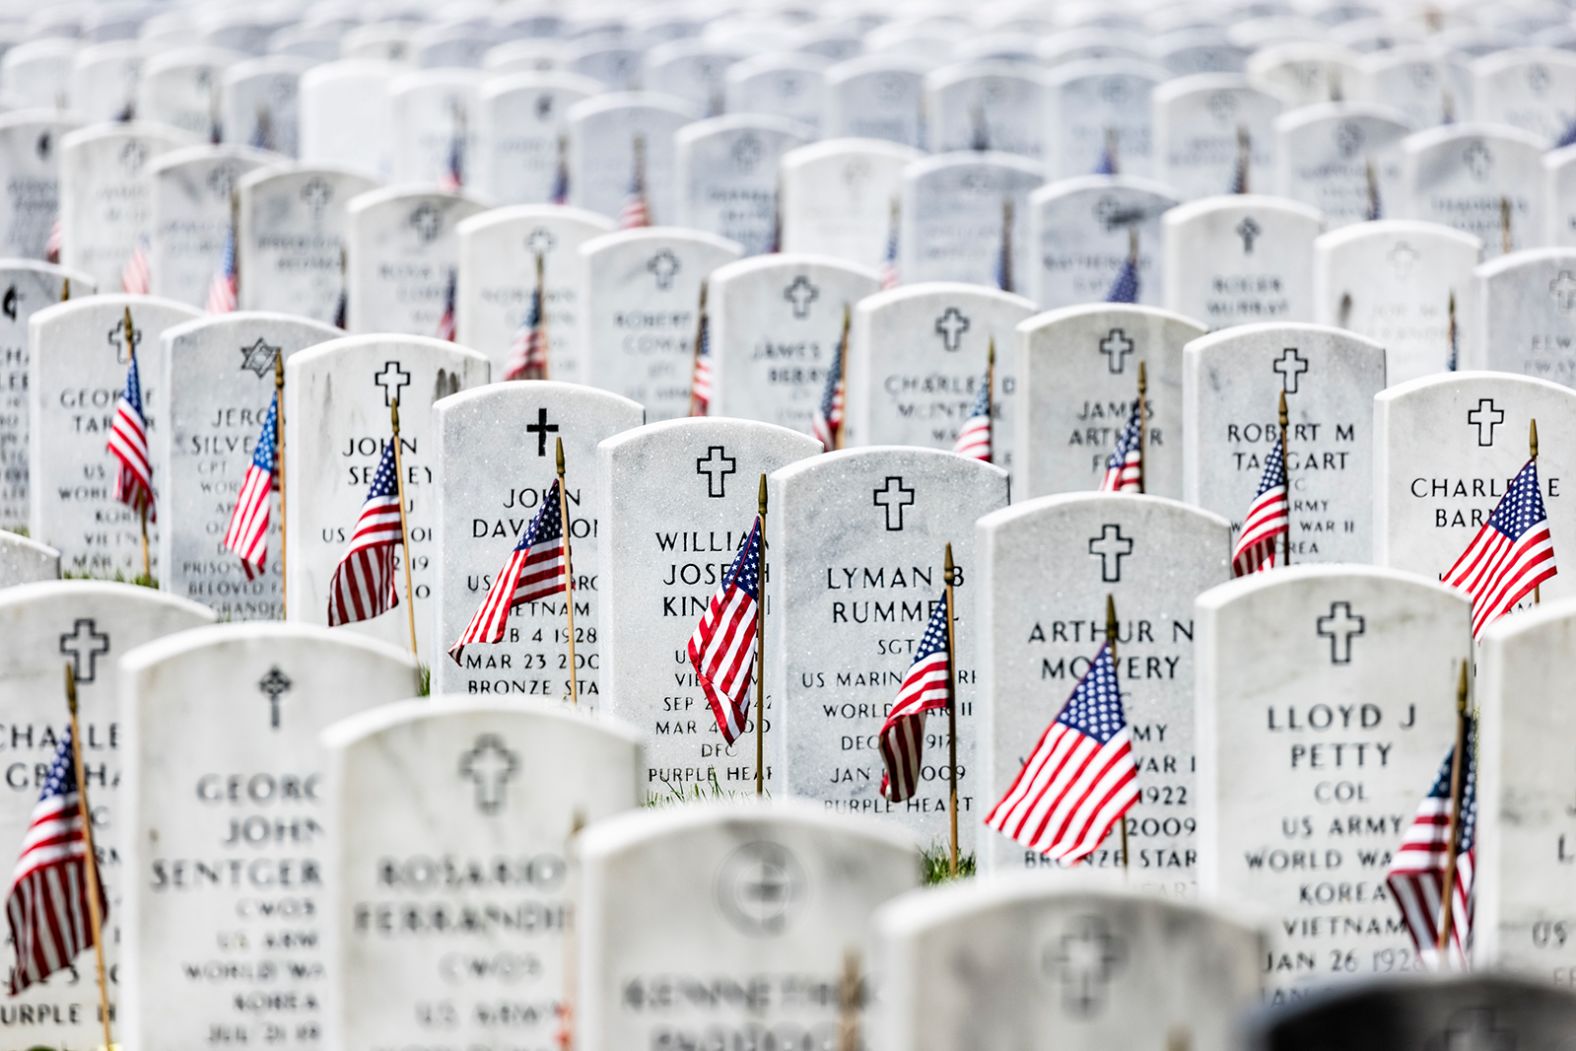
[1046,915,1127,1017]
[1463,142,1492,180]
[59,619,111,685]
[934,307,970,352]
[873,476,915,531]
[109,317,141,364]
[1273,348,1309,394]
[257,666,291,730]
[1434,1008,1516,1051]
[696,445,736,498]
[647,250,681,291]
[1088,524,1134,583]
[783,276,819,319]
[374,361,411,408]
[1550,270,1576,313]
[526,227,556,256]
[459,733,520,815]
[1467,398,1504,447]
[717,841,802,936]
[120,139,147,174]
[3,284,19,322]
[301,178,331,219]
[525,406,558,457]
[409,203,442,243]
[239,338,281,378]
[1099,329,1134,375]
[731,133,763,172]
[1387,242,1418,279]
[1316,601,1366,665]
[1236,216,1261,254]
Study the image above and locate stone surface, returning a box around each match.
[1273,103,1410,228]
[674,114,812,256]
[0,581,213,1049]
[1027,177,1177,309]
[1548,145,1576,248]
[472,72,601,206]
[148,145,277,309]
[1396,124,1549,259]
[568,92,696,225]
[1,39,79,111]
[344,187,487,337]
[1356,47,1472,130]
[0,111,78,260]
[899,153,1044,291]
[221,55,307,157]
[823,55,928,149]
[598,418,821,799]
[1162,195,1324,328]
[237,164,379,325]
[135,46,239,140]
[119,624,417,1050]
[298,60,396,181]
[641,40,743,118]
[1044,61,1166,180]
[387,69,482,186]
[779,139,921,272]
[323,698,642,1051]
[725,53,829,134]
[1471,249,1576,384]
[1246,42,1364,108]
[924,62,1049,161]
[1016,304,1206,500]
[0,528,58,586]
[69,41,143,124]
[1151,74,1285,202]
[1472,47,1576,142]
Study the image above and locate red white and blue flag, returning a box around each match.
[108,350,154,518]
[879,204,899,290]
[449,478,567,664]
[952,374,991,462]
[689,310,712,416]
[436,268,457,342]
[121,235,151,294]
[440,123,465,192]
[985,643,1138,862]
[687,519,761,745]
[1099,402,1142,492]
[618,145,650,229]
[222,393,278,580]
[1231,435,1289,576]
[810,327,844,450]
[1386,719,1476,969]
[1442,458,1557,638]
[505,278,547,381]
[550,137,570,205]
[205,221,238,313]
[1106,252,1139,304]
[327,440,403,626]
[878,591,952,802]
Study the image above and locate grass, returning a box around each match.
[645,768,753,806]
[920,845,976,885]
[61,569,157,588]
[418,663,431,696]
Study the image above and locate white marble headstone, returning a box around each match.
[148,145,277,308]
[1045,61,1166,180]
[1471,48,1576,143]
[298,61,396,181]
[641,40,743,118]
[675,115,812,256]
[899,153,1043,291]
[137,46,239,141]
[1471,249,1576,383]
[472,72,600,206]
[70,41,142,124]
[0,528,59,586]
[567,92,696,225]
[1273,103,1410,227]
[726,52,829,134]
[1,38,79,111]
[1396,124,1549,259]
[388,69,481,187]
[1151,74,1285,201]
[221,55,307,157]
[924,62,1049,161]
[0,111,78,260]
[237,165,377,325]
[1356,47,1471,130]
[779,139,919,273]
[823,55,927,149]
[1246,42,1363,109]
[344,187,487,336]
[1162,195,1324,328]
[1028,177,1178,309]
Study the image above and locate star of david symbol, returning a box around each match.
[109,317,140,364]
[1464,142,1492,180]
[301,178,332,219]
[715,842,805,937]
[409,203,442,243]
[120,139,147,174]
[526,227,556,256]
[647,250,681,290]
[732,133,763,172]
[1335,121,1364,159]
[1388,242,1419,279]
[1550,270,1576,313]
[1207,90,1238,124]
[239,338,281,378]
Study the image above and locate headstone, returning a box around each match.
[1038,28,1151,67]
[780,139,919,271]
[1355,47,1472,130]
[1151,74,1285,201]
[0,528,59,585]
[1374,371,1576,602]
[1313,220,1481,384]
[568,92,696,225]
[485,41,560,78]
[1028,177,1178,309]
[1162,196,1324,328]
[641,39,745,118]
[410,25,492,70]
[298,60,396,181]
[221,55,308,157]
[1246,42,1364,108]
[1017,305,1206,500]
[0,580,213,1048]
[577,227,742,420]
[823,55,927,149]
[340,23,413,66]
[472,72,601,205]
[322,697,642,1050]
[268,24,342,64]
[899,153,1044,290]
[70,40,143,124]
[977,494,1229,882]
[1154,30,1251,78]
[119,623,417,1050]
[1397,124,1549,260]
[924,62,1049,161]
[148,145,276,308]
[563,42,644,93]
[1184,322,1384,564]
[875,879,1264,1049]
[845,283,1033,475]
[1196,565,1470,999]
[1471,249,1576,383]
[237,164,378,324]
[159,312,340,619]
[708,253,878,433]
[1548,144,1576,248]
[577,802,921,1049]
[1274,104,1411,227]
[675,115,812,256]
[29,294,201,576]
[344,187,487,336]
[0,38,78,110]
[0,111,79,260]
[726,53,828,134]
[283,335,489,661]
[769,448,1006,849]
[433,382,641,701]
[598,418,820,798]
[1471,47,1576,143]
[1045,61,1166,180]
[137,46,239,141]
[388,69,482,186]
[59,123,195,293]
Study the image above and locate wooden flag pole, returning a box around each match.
[834,303,851,450]
[1531,418,1541,605]
[1448,291,1458,369]
[534,250,549,380]
[687,282,708,417]
[754,472,768,797]
[124,306,151,583]
[1500,196,1513,256]
[389,399,419,658]
[837,949,861,1051]
[61,277,71,301]
[985,335,997,465]
[230,189,241,303]
[1279,389,1292,568]
[1435,660,1471,959]
[1167,1029,1191,1051]
[943,542,961,879]
[1136,360,1148,495]
[556,437,580,706]
[1106,594,1130,876]
[64,665,114,1051]
[999,197,1014,290]
[274,350,287,617]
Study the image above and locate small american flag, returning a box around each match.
[222,393,278,580]
[121,235,151,294]
[108,349,154,518]
[878,591,951,802]
[1106,251,1139,304]
[1094,131,1118,176]
[1555,116,1576,150]
[879,203,899,290]
[5,726,106,996]
[1442,458,1557,639]
[1099,402,1142,492]
[327,440,403,626]
[985,643,1138,862]
[504,277,547,381]
[333,286,347,329]
[687,518,761,745]
[249,108,274,151]
[1386,719,1476,969]
[44,216,61,263]
[689,310,712,416]
[440,125,465,192]
[952,373,991,462]
[810,328,844,450]
[448,478,567,664]
[550,139,570,205]
[436,268,457,342]
[1231,435,1289,577]
[205,221,238,313]
[618,142,650,229]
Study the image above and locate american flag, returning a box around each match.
[878,591,951,802]
[1231,435,1289,577]
[333,286,347,329]
[689,310,712,416]
[436,268,457,342]
[1099,402,1142,492]
[108,349,154,518]
[687,518,761,745]
[879,207,899,290]
[222,393,278,580]
[1386,719,1476,969]
[952,371,991,462]
[1442,458,1557,639]
[44,216,61,263]
[1106,251,1139,304]
[1094,131,1118,176]
[448,478,567,664]
[618,142,650,229]
[5,726,106,996]
[504,275,547,381]
[550,138,570,205]
[1556,116,1576,150]
[205,220,238,313]
[327,440,403,626]
[440,124,465,192]
[121,235,151,294]
[984,643,1138,862]
[249,108,274,151]
[810,327,844,450]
